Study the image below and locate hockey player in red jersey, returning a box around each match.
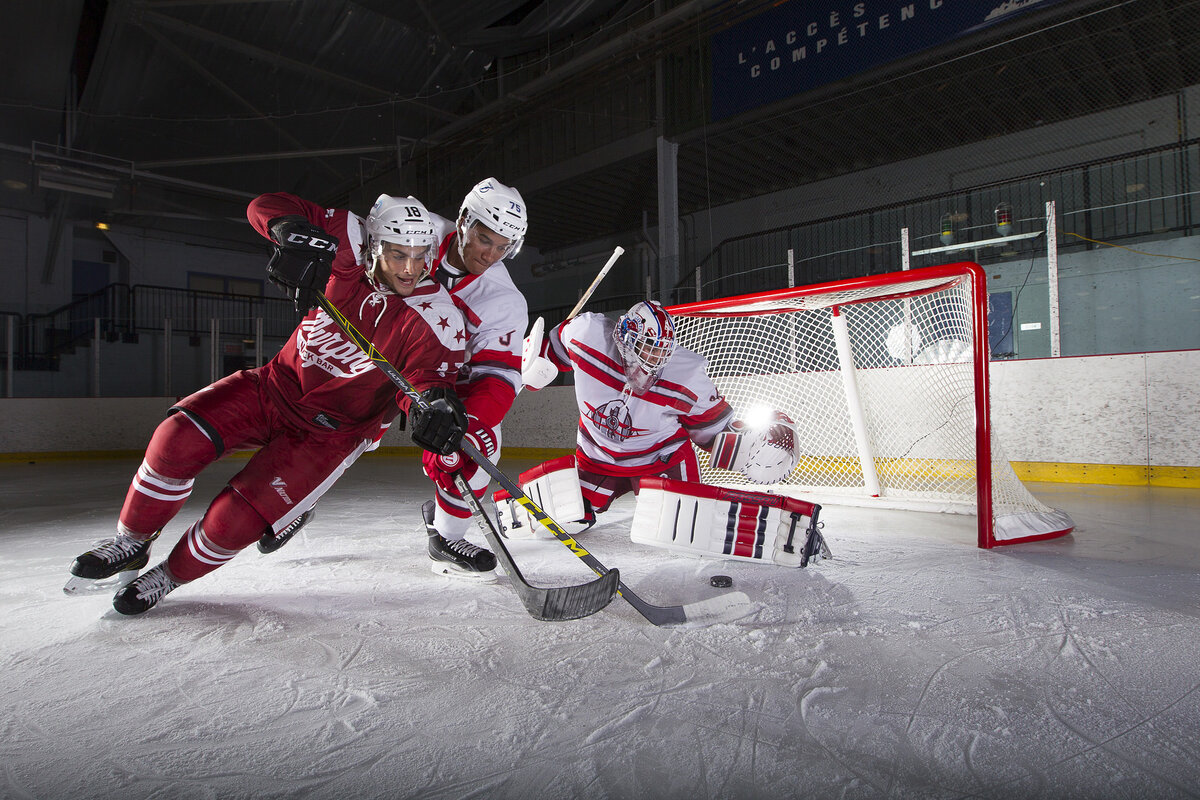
[517,300,799,522]
[417,178,531,581]
[64,193,470,614]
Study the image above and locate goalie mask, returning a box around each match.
[613,300,676,395]
[457,177,528,265]
[365,195,438,294]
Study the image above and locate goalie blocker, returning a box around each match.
[631,478,829,567]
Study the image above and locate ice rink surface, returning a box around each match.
[2,454,1199,800]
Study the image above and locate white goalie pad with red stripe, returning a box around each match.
[630,477,827,567]
[492,454,587,539]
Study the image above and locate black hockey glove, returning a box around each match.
[266,216,337,312]
[409,387,468,456]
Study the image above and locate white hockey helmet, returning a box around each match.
[613,300,676,395]
[457,177,527,259]
[365,194,438,289]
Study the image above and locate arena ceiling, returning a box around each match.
[2,0,1198,257]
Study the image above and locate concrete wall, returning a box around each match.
[2,352,1196,483]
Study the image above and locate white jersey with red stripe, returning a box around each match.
[547,312,734,476]
[428,211,527,428]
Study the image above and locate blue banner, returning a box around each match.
[710,0,1065,121]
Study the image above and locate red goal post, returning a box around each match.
[668,261,1073,549]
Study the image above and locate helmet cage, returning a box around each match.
[613,301,676,394]
[366,196,438,292]
[457,178,527,261]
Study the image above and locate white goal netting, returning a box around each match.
[670,263,1073,548]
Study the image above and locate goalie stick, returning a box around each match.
[566,246,624,321]
[313,288,750,626]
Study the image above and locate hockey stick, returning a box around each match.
[452,472,619,621]
[565,246,623,321]
[313,289,749,626]
[310,290,615,622]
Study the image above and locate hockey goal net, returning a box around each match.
[668,262,1073,548]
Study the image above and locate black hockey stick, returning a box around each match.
[313,289,750,626]
[452,472,618,621]
[309,290,615,621]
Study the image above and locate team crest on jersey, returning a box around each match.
[585,399,649,442]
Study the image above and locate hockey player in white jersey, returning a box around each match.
[519,300,799,518]
[419,178,530,580]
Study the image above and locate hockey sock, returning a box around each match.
[118,412,220,537]
[166,486,267,582]
[433,489,474,540]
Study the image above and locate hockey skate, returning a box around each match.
[112,562,181,615]
[257,508,315,554]
[63,530,160,596]
[423,500,497,582]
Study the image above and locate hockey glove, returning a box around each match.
[266,216,337,312]
[409,387,468,456]
[420,415,497,491]
[521,316,558,391]
[711,412,799,484]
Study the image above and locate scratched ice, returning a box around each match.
[2,457,1198,799]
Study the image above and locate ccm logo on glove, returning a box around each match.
[284,231,336,252]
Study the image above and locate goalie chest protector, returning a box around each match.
[631,478,824,567]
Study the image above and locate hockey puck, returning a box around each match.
[710,575,733,588]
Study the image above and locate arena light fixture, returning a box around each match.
[36,167,117,199]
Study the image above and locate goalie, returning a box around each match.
[511,301,819,565]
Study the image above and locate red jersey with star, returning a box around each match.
[428,211,528,429]
[546,312,733,476]
[247,192,465,439]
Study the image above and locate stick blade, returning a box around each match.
[624,588,755,627]
[515,568,621,621]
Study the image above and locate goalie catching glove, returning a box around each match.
[710,411,800,484]
[421,415,498,492]
[266,216,338,312]
[521,316,558,391]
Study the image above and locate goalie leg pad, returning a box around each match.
[630,478,826,567]
[492,455,588,539]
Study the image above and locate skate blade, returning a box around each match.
[430,562,498,583]
[62,569,141,596]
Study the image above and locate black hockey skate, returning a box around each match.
[63,530,160,596]
[112,563,181,615]
[423,500,497,582]
[257,508,315,554]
